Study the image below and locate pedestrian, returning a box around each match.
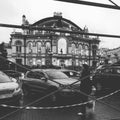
[77,63,93,120]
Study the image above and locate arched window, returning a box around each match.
[78,44,82,55]
[82,45,86,55]
[71,43,76,54]
[58,38,67,54]
[84,45,89,56]
[15,40,22,53]
[46,42,51,53]
[37,42,41,53]
[27,42,33,53]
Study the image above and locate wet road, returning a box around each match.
[0,90,120,120]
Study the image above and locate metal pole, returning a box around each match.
[51,36,53,66]
[50,35,53,66]
[23,36,26,65]
[88,41,91,67]
[55,0,120,10]
[0,23,120,38]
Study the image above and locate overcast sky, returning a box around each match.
[0,0,120,49]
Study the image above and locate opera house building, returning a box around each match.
[7,12,100,68]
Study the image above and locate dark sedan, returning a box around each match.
[92,66,120,92]
[21,69,80,102]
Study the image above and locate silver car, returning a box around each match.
[21,69,80,102]
[0,71,22,103]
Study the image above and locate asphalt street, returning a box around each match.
[0,91,120,120]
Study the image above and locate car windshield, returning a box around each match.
[0,71,12,83]
[46,71,69,79]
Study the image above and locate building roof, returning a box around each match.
[31,14,83,31]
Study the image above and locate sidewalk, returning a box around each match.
[95,101,120,120]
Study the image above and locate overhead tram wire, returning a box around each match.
[54,0,120,10]
[0,1,119,119]
[1,54,120,119]
[0,55,66,86]
[1,74,120,119]
[0,8,120,118]
[1,88,120,110]
[108,0,120,7]
[71,88,120,115]
[0,23,120,38]
[0,89,61,120]
[53,0,120,114]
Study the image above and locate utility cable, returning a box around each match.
[54,0,120,10]
[0,56,93,120]
[0,88,61,120]
[0,69,120,120]
[71,88,120,113]
[0,54,120,119]
[0,55,66,86]
[0,23,120,38]
[1,77,120,120]
[108,0,120,7]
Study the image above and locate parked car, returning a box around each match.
[21,69,81,102]
[59,69,81,80]
[3,70,23,79]
[0,71,22,103]
[92,66,120,92]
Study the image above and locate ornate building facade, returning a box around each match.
[8,12,100,67]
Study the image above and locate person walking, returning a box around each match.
[78,63,93,120]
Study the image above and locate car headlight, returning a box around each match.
[59,84,72,89]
